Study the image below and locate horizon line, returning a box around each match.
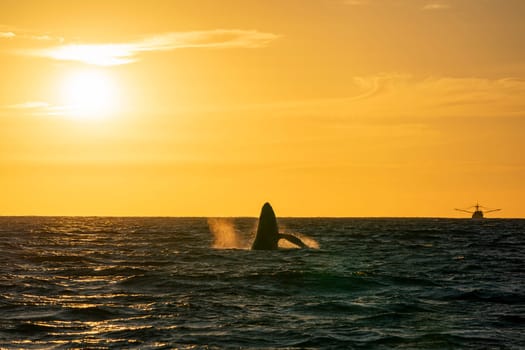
[0,214,519,219]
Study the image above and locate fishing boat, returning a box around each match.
[454,203,501,219]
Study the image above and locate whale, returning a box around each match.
[251,202,307,250]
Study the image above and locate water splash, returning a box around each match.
[207,218,248,249]
[208,218,319,250]
[278,231,320,249]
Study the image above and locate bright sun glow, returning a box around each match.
[60,69,118,119]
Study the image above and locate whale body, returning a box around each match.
[251,202,307,250]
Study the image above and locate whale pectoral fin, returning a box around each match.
[278,233,308,248]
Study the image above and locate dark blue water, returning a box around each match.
[0,217,524,349]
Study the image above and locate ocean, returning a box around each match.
[0,217,523,349]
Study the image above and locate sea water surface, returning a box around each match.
[0,217,524,349]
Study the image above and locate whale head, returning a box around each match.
[251,202,279,250]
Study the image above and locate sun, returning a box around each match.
[60,69,118,119]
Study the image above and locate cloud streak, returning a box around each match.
[0,31,16,39]
[342,0,367,5]
[217,74,525,123]
[7,101,50,109]
[422,3,451,11]
[15,29,281,66]
[0,101,70,118]
[0,27,63,42]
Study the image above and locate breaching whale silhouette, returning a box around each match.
[251,202,308,250]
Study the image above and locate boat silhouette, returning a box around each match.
[454,203,501,219]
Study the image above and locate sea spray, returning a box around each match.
[207,218,248,249]
[278,231,320,249]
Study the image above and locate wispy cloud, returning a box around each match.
[15,29,281,66]
[3,101,60,116]
[0,31,16,39]
[342,0,367,5]
[0,26,63,42]
[8,101,50,109]
[218,74,525,122]
[423,3,451,11]
[1,100,81,118]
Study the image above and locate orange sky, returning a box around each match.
[1,0,524,217]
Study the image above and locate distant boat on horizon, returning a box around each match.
[454,203,501,219]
